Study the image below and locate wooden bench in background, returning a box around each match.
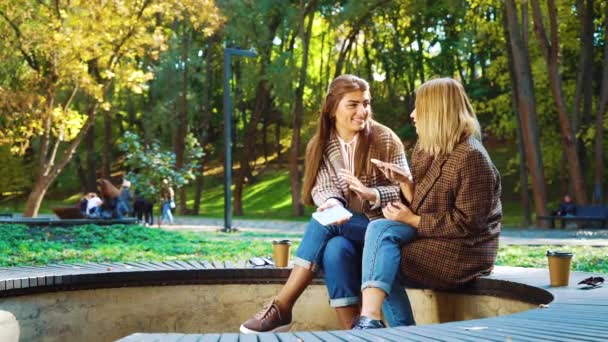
[537,205,608,228]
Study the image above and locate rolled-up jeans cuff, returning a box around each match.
[329,296,360,308]
[293,257,319,272]
[361,280,392,296]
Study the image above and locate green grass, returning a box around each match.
[1,224,606,274]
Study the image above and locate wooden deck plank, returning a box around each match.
[186,260,208,269]
[217,333,239,342]
[486,316,608,337]
[497,315,608,331]
[275,332,303,342]
[307,331,347,342]
[323,330,369,342]
[176,334,203,342]
[199,333,221,342]
[393,326,474,342]
[365,327,443,342]
[256,332,280,342]
[470,319,606,341]
[293,332,323,342]
[431,322,563,342]
[238,334,259,342]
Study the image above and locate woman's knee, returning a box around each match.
[365,219,392,240]
[322,236,358,268]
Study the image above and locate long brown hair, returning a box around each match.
[302,74,380,206]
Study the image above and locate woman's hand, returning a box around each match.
[317,198,350,225]
[382,201,419,228]
[339,169,378,202]
[372,159,412,184]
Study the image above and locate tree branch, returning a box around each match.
[0,10,40,71]
[547,0,559,62]
[530,0,551,62]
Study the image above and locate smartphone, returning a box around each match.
[370,158,410,178]
[312,205,353,226]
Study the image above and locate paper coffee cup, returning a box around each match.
[272,240,291,268]
[546,250,573,286]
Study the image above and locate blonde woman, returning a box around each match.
[240,75,408,333]
[349,78,502,329]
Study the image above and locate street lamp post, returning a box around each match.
[223,47,256,232]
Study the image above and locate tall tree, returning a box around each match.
[593,3,608,204]
[530,0,587,204]
[0,0,221,216]
[504,0,550,224]
[288,0,317,217]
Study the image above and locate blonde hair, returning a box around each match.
[414,78,481,155]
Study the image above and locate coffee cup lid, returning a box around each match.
[272,239,291,245]
[546,250,573,258]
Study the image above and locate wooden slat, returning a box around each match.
[468,319,606,341]
[393,326,471,342]
[211,261,224,269]
[361,327,440,342]
[275,332,303,342]
[293,332,323,342]
[238,334,259,342]
[217,333,239,342]
[176,334,203,342]
[199,333,221,342]
[430,323,548,342]
[308,331,347,342]
[256,332,280,342]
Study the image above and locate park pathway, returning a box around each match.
[163,216,608,246]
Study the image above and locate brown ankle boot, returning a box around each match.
[239,300,292,334]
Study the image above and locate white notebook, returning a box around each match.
[312,205,353,226]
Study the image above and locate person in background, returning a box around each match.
[116,179,133,218]
[85,192,103,218]
[556,194,576,217]
[159,179,174,226]
[351,77,502,329]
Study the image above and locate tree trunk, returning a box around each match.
[503,7,532,227]
[594,4,608,204]
[23,102,100,217]
[175,26,190,215]
[530,0,587,204]
[102,110,112,179]
[289,0,316,217]
[504,0,550,225]
[233,14,281,216]
[85,125,97,192]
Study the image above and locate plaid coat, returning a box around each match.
[311,123,408,219]
[400,136,502,289]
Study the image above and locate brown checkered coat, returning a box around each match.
[400,136,502,289]
[311,123,408,219]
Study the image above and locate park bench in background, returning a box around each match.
[537,205,608,229]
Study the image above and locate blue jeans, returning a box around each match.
[295,213,368,307]
[161,201,173,222]
[361,219,418,327]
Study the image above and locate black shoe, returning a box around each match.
[351,316,386,330]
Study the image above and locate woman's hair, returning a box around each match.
[414,77,481,155]
[302,74,381,206]
[97,179,121,200]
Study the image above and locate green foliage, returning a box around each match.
[1,223,606,274]
[0,224,302,266]
[497,245,608,273]
[118,131,203,199]
[0,146,31,194]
